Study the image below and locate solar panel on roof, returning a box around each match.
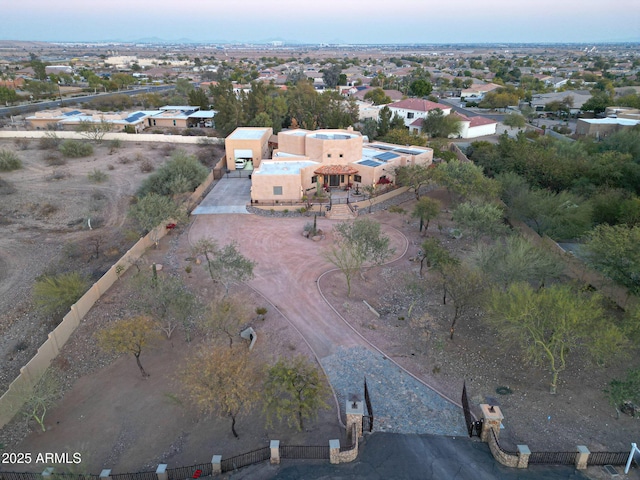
[394,148,421,155]
[63,110,82,117]
[371,144,393,150]
[125,112,145,123]
[360,159,382,167]
[374,152,399,162]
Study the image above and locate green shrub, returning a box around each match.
[33,272,90,319]
[0,150,22,171]
[137,150,208,197]
[88,168,108,183]
[59,140,93,158]
[39,132,61,150]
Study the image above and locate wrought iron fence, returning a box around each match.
[220,447,271,473]
[110,472,157,480]
[0,472,40,480]
[587,451,630,466]
[362,415,373,433]
[280,445,330,460]
[364,376,374,433]
[461,382,481,438]
[528,451,577,465]
[490,427,517,457]
[166,462,212,480]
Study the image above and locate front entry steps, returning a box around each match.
[326,204,357,220]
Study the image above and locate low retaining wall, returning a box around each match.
[0,130,223,144]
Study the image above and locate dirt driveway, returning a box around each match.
[188,213,407,359]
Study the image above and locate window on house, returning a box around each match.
[173,120,176,126]
[273,186,283,195]
[339,154,344,158]
[340,175,345,182]
[327,154,332,158]
[311,175,318,184]
[407,112,414,119]
[354,175,362,183]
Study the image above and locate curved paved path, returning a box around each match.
[189,212,466,436]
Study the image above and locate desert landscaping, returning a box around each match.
[0,134,638,477]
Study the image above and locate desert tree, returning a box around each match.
[75,119,113,143]
[96,315,161,378]
[263,355,329,431]
[472,235,564,289]
[323,241,361,297]
[324,218,394,296]
[130,272,200,341]
[412,197,441,234]
[486,283,628,394]
[16,368,61,432]
[440,263,487,340]
[203,296,250,348]
[128,193,186,247]
[394,164,434,200]
[452,200,509,242]
[583,224,640,298]
[434,159,500,203]
[207,242,255,296]
[419,237,458,279]
[180,345,261,438]
[32,272,90,320]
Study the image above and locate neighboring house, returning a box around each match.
[27,108,158,132]
[26,106,216,132]
[460,82,500,100]
[387,98,452,128]
[529,90,592,114]
[408,112,497,139]
[605,106,640,120]
[238,127,433,203]
[452,113,498,139]
[575,117,640,139]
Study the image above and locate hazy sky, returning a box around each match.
[3,0,639,44]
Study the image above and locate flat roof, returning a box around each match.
[308,132,358,140]
[580,118,640,126]
[255,160,319,175]
[228,128,270,140]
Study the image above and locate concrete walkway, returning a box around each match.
[191,176,251,214]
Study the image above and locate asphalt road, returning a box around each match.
[0,85,174,118]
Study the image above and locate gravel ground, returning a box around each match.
[321,346,467,436]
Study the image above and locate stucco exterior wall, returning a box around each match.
[251,173,303,202]
[304,130,363,163]
[276,130,308,155]
[225,127,272,170]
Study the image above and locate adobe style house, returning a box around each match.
[226,127,433,203]
[224,127,273,170]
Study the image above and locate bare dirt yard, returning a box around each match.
[0,136,638,478]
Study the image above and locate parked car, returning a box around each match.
[235,158,247,170]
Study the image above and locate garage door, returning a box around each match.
[234,149,253,160]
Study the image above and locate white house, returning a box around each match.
[387,99,452,128]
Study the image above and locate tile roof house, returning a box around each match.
[226,127,433,203]
[387,99,452,128]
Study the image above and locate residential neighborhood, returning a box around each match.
[1,37,639,480]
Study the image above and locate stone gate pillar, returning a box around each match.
[480,404,504,442]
